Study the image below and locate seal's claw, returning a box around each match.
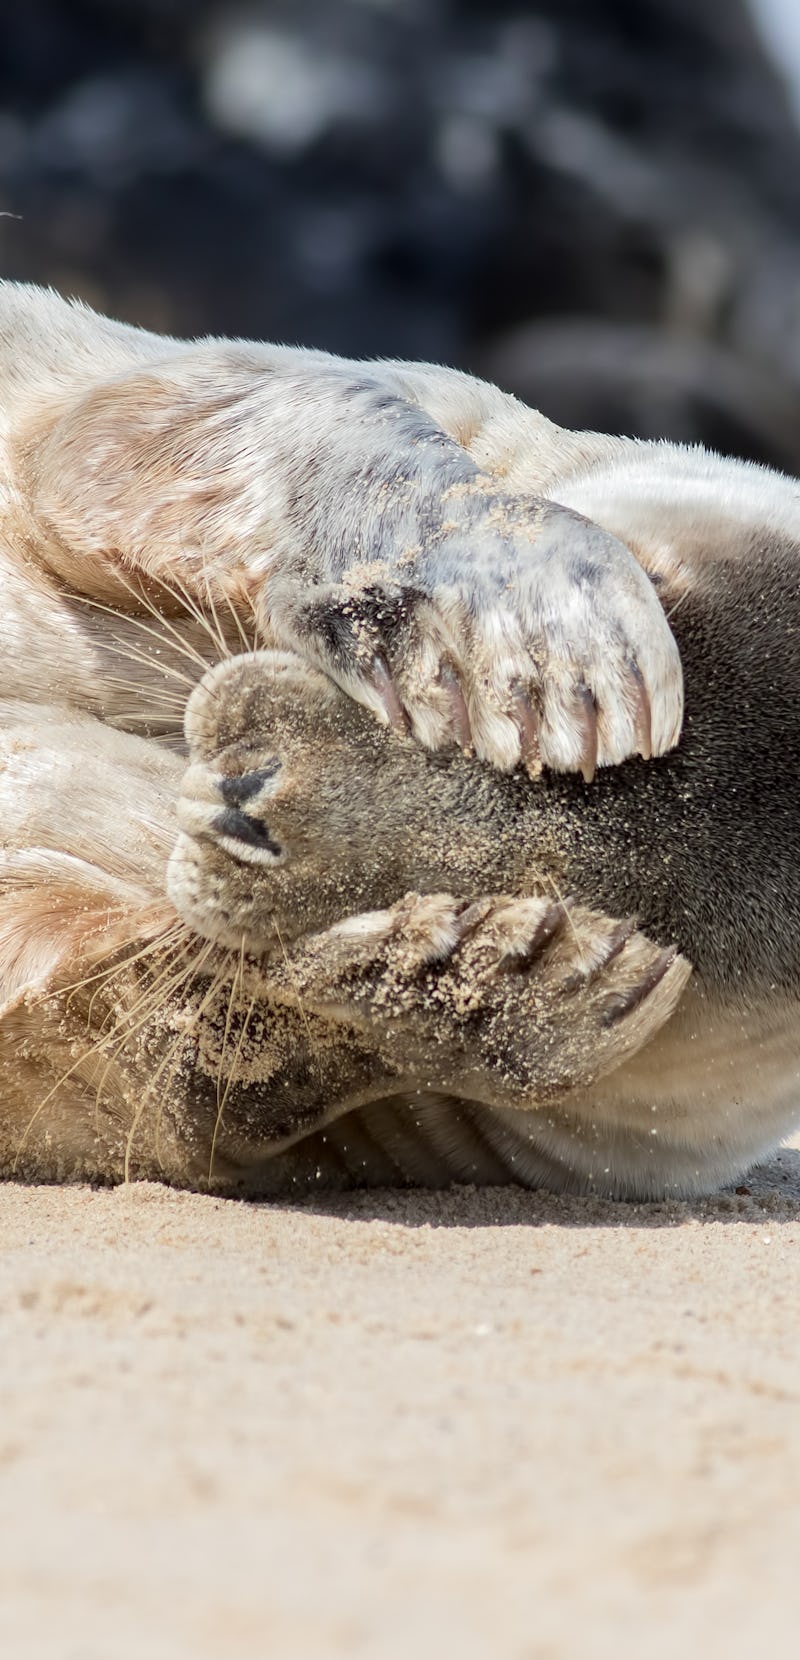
[629,664,653,761]
[263,496,683,782]
[367,652,410,736]
[600,945,678,1027]
[281,892,691,1110]
[437,662,473,752]
[574,684,599,783]
[510,685,542,775]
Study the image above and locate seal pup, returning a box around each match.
[0,282,796,1197]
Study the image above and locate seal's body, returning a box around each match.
[0,282,796,1198]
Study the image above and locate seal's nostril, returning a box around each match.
[218,761,280,807]
[213,807,283,857]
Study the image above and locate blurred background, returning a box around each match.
[2,0,800,469]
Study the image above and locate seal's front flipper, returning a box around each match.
[271,891,692,1113]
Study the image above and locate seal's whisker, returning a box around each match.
[541,870,588,960]
[61,921,186,1011]
[150,731,190,754]
[125,946,228,1182]
[13,1040,107,1173]
[162,568,223,657]
[90,941,207,1124]
[163,558,236,666]
[273,917,315,1049]
[151,1018,194,1175]
[149,949,242,1173]
[97,629,201,693]
[199,574,231,665]
[665,588,691,623]
[208,940,245,1183]
[75,590,212,684]
[243,586,264,650]
[92,935,195,1039]
[220,581,257,657]
[209,956,258,1185]
[99,673,188,711]
[150,942,235,1170]
[10,956,179,1172]
[167,521,237,662]
[215,941,243,1120]
[12,924,195,1170]
[113,568,221,678]
[84,925,189,1028]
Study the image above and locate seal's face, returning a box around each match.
[166,642,569,958]
[167,650,426,951]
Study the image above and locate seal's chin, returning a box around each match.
[165,701,295,948]
[165,830,277,952]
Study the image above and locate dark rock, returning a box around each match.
[1,1,800,468]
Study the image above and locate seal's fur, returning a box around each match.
[0,282,796,1198]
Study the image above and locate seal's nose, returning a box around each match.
[175,756,285,867]
[214,762,284,857]
[211,805,283,858]
[218,763,281,808]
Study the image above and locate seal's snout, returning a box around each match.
[218,763,281,808]
[175,752,286,871]
[211,806,283,862]
[183,648,342,766]
[213,761,286,861]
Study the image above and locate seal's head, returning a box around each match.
[169,651,433,951]
[166,648,546,954]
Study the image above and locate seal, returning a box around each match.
[0,282,796,1198]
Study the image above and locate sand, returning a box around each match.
[2,1140,800,1660]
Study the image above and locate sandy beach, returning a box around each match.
[2,1138,800,1660]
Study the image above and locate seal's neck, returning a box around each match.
[546,442,800,994]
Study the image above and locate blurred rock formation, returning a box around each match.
[2,0,800,467]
